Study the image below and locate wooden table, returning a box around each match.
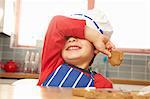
[0,84,84,99]
[0,72,39,79]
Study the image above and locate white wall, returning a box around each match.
[95,0,150,49]
[0,0,4,31]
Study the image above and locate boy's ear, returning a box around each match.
[94,49,99,55]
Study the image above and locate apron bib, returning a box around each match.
[42,63,94,88]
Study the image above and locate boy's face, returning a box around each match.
[62,37,95,68]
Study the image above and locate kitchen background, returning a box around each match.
[0,0,150,85]
[0,33,150,81]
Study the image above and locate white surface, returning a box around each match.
[0,79,18,84]
[140,86,150,92]
[12,79,38,86]
[113,84,146,91]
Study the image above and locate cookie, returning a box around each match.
[84,89,132,99]
[72,88,150,99]
[72,88,87,97]
[108,50,124,66]
[72,87,95,97]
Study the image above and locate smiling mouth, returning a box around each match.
[66,46,81,50]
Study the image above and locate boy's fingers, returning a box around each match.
[106,41,115,49]
[99,48,111,57]
[94,50,99,55]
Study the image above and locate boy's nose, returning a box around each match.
[68,37,77,43]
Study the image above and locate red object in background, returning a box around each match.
[4,60,17,72]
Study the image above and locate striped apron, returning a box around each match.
[41,63,94,88]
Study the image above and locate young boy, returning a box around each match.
[37,9,115,88]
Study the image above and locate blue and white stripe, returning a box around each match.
[44,66,61,86]
[42,64,94,88]
[58,68,73,87]
[72,72,83,88]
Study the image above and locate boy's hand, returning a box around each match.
[106,40,116,52]
[93,36,115,57]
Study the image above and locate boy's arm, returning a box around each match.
[38,15,86,85]
[84,26,114,57]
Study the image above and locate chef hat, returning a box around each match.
[69,9,113,38]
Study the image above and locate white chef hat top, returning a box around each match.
[69,9,113,38]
